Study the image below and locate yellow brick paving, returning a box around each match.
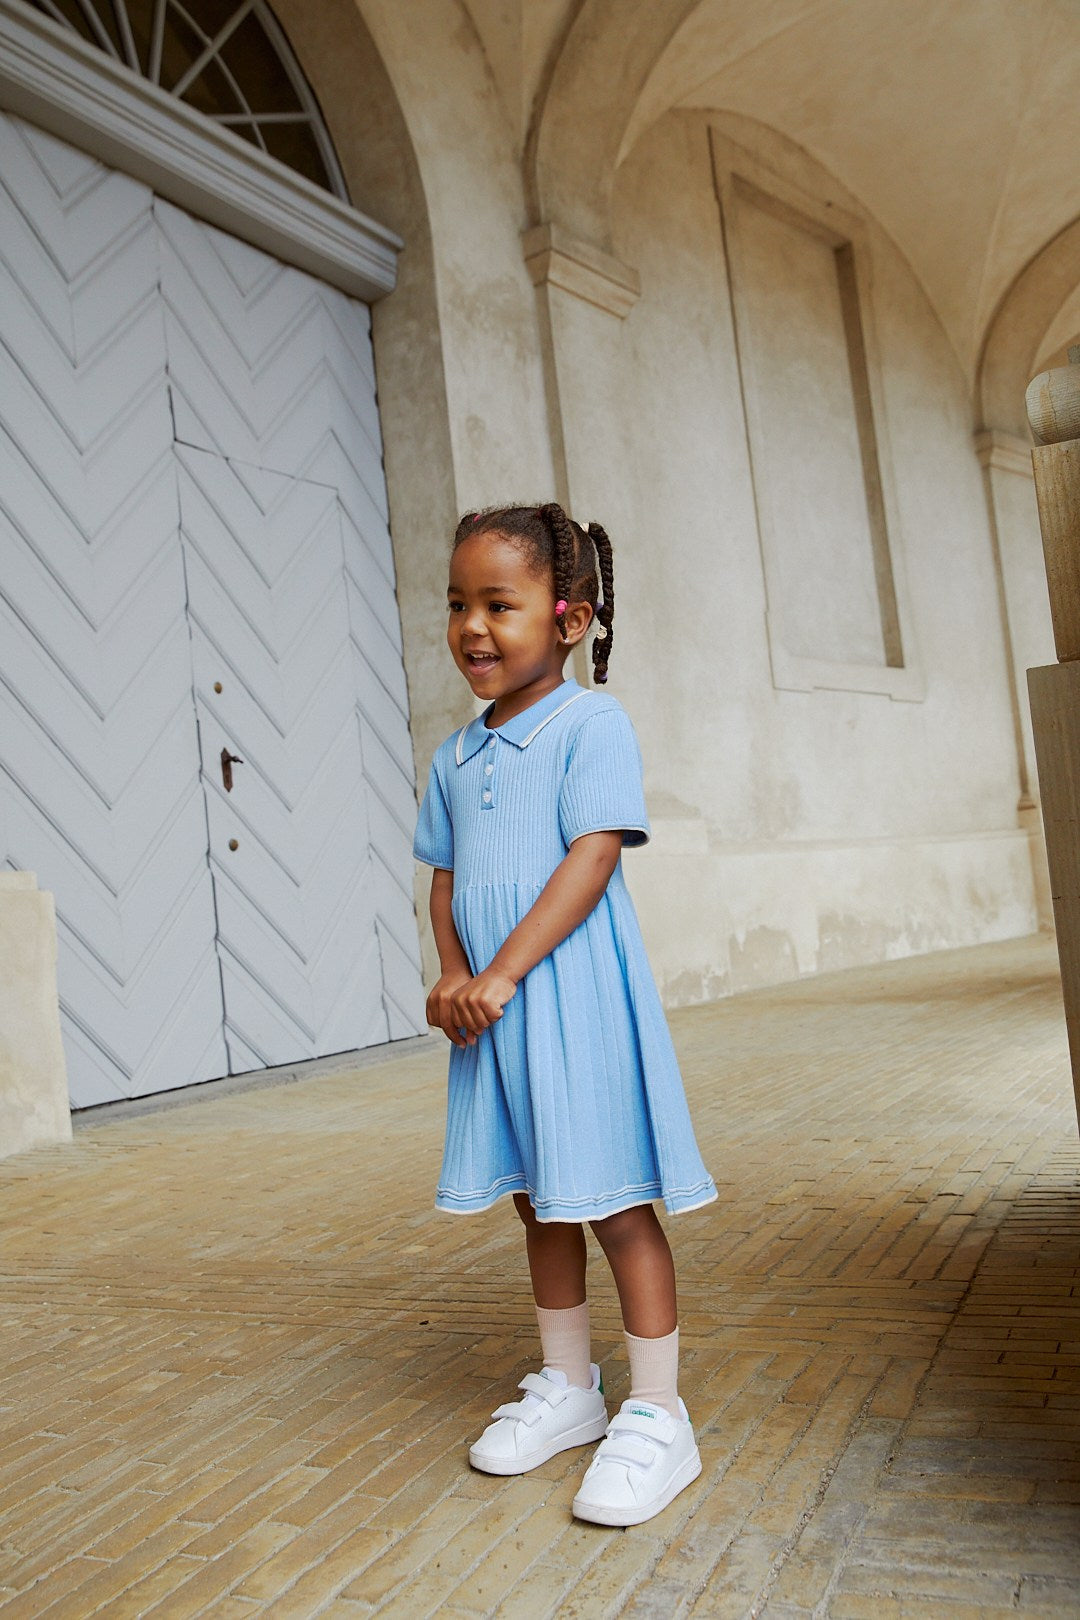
[1,934,1078,1618]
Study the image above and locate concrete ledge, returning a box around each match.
[0,873,71,1159]
[626,826,1038,1006]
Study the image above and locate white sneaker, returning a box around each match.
[571,1397,702,1525]
[469,1365,608,1476]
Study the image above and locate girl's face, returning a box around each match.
[447,532,586,724]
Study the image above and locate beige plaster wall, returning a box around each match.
[0,874,71,1159]
[279,9,1041,1005]
[277,0,559,984]
[595,112,1037,998]
[651,0,1080,385]
[626,828,1035,1006]
[355,0,555,509]
[607,113,1019,830]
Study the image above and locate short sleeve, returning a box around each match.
[558,707,650,849]
[413,759,454,869]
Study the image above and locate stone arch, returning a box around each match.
[977,217,1080,437]
[527,0,701,245]
[1032,284,1080,375]
[971,219,1080,925]
[534,0,1080,403]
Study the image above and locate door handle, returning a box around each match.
[220,748,244,792]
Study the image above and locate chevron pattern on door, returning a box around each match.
[0,115,422,1106]
[178,445,391,1069]
[0,112,228,1105]
[158,198,424,1038]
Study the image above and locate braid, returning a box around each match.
[587,521,615,684]
[451,502,615,686]
[539,503,577,640]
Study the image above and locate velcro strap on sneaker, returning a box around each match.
[596,1433,662,1470]
[517,1372,569,1406]
[607,1408,679,1446]
[491,1399,541,1426]
[489,1372,568,1426]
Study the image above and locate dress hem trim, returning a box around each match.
[435,1179,718,1224]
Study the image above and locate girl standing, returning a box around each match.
[413,504,716,1526]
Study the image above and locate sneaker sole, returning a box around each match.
[571,1447,702,1525]
[469,1413,609,1476]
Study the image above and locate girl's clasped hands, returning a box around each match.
[426,963,517,1045]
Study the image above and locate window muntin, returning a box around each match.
[27,0,346,197]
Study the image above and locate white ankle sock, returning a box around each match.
[535,1301,592,1389]
[625,1325,680,1419]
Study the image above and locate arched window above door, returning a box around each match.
[25,0,345,197]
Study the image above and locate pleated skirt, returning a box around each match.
[436,876,717,1222]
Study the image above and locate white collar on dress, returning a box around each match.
[454,681,589,764]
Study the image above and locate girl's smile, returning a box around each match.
[448,532,590,725]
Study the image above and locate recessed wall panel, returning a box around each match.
[733,185,885,667]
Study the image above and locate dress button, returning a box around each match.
[483,790,492,802]
[487,736,496,748]
[485,763,493,775]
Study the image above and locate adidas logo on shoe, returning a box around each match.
[572,1397,702,1526]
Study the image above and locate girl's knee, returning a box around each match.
[590,1203,661,1253]
[513,1192,538,1228]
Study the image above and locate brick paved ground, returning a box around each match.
[1,934,1078,1618]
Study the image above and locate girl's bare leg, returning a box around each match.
[589,1204,677,1337]
[514,1192,587,1307]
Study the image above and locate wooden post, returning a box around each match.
[1026,345,1080,1131]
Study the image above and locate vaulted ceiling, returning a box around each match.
[462,0,1080,386]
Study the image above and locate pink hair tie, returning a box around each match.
[554,599,568,615]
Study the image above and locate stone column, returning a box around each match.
[1026,346,1080,1131]
[0,872,71,1159]
[974,431,1054,925]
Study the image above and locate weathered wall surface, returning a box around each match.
[332,1,1052,1004]
[601,112,1036,997]
[0,875,71,1159]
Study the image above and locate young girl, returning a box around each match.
[413,503,716,1526]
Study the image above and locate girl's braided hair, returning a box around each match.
[452,503,616,684]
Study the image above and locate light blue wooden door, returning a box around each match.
[177,445,392,1070]
[0,113,229,1105]
[0,114,424,1105]
[157,197,423,1040]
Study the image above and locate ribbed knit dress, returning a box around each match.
[414,678,717,1222]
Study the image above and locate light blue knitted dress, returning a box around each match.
[414,679,717,1223]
